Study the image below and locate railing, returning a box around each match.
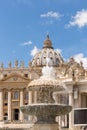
[4,120,35,124]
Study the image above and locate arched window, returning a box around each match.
[14,91,19,99]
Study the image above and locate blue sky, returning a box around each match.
[0,0,87,68]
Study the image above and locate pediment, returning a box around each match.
[0,73,29,82]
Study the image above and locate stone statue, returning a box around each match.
[0,62,4,68]
[14,60,18,68]
[20,61,24,68]
[8,61,11,68]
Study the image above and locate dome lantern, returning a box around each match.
[43,34,53,49]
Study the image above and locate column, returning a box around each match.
[69,93,74,129]
[0,89,3,121]
[28,91,33,121]
[34,91,37,121]
[28,91,33,104]
[75,92,81,108]
[20,90,24,121]
[58,116,62,129]
[34,91,37,103]
[64,115,68,127]
[78,92,81,108]
[8,90,11,121]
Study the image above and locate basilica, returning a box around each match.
[0,35,87,129]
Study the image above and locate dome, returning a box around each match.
[30,35,64,67]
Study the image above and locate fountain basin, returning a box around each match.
[20,103,72,124]
[28,78,65,91]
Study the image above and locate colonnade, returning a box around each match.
[0,89,37,122]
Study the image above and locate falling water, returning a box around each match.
[41,57,56,80]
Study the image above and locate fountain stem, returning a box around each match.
[37,86,55,103]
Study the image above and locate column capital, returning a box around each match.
[8,89,11,92]
[20,89,24,92]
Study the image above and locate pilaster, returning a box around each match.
[34,91,37,103]
[69,92,74,129]
[8,90,11,121]
[19,89,24,121]
[0,89,3,121]
[28,91,33,121]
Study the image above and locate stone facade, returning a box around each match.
[0,35,87,129]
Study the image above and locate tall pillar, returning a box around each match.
[34,91,37,103]
[74,93,81,108]
[64,115,68,127]
[8,90,11,121]
[0,89,3,121]
[28,91,33,121]
[78,92,81,108]
[28,91,33,104]
[69,93,73,129]
[34,91,37,121]
[58,116,62,129]
[20,89,24,121]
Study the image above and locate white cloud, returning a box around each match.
[56,48,62,54]
[67,9,87,28]
[74,53,87,68]
[30,46,40,57]
[20,40,32,46]
[40,11,62,19]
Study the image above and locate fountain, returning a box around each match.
[20,57,72,130]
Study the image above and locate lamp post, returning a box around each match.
[72,69,79,100]
[73,86,79,100]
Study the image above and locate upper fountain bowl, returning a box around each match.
[27,78,65,91]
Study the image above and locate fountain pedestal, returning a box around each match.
[33,124,59,130]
